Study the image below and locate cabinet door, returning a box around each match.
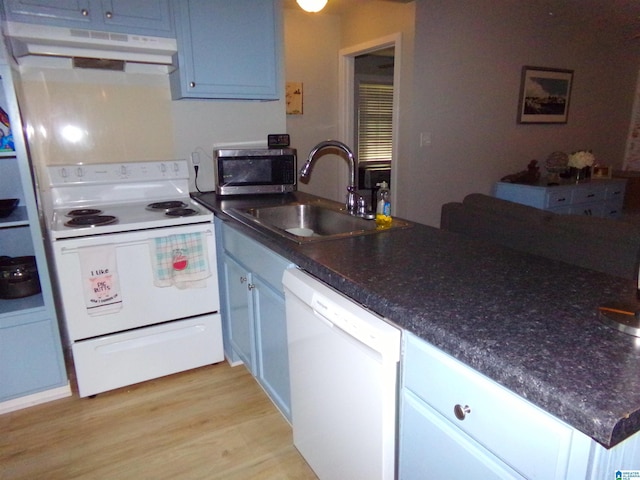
[4,0,93,24]
[100,0,173,36]
[4,0,173,36]
[399,389,525,480]
[253,275,290,421]
[222,254,254,372]
[170,0,281,100]
[0,315,67,400]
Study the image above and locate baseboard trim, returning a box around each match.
[0,383,72,415]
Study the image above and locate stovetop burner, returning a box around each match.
[165,208,198,217]
[66,208,103,217]
[47,160,213,240]
[146,201,188,212]
[64,215,118,228]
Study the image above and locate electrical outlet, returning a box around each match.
[191,151,200,165]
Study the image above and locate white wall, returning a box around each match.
[286,0,640,227]
[284,2,415,206]
[16,65,286,194]
[284,9,342,202]
[339,1,415,217]
[407,0,640,226]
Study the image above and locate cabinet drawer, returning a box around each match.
[545,189,572,208]
[569,203,604,217]
[403,334,575,479]
[222,224,292,292]
[605,184,625,201]
[400,389,525,479]
[572,186,605,205]
[602,200,624,218]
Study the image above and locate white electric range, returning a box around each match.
[45,160,223,397]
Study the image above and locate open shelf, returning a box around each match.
[0,205,28,228]
[0,293,45,319]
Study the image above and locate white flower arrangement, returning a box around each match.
[567,150,595,169]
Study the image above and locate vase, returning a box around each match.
[569,166,590,183]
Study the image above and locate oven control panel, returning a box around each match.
[48,160,188,185]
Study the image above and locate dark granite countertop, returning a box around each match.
[193,191,640,449]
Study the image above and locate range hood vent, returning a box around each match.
[2,21,177,67]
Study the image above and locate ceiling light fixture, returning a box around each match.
[296,0,328,13]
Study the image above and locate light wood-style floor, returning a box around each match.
[0,362,318,480]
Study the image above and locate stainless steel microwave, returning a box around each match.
[214,148,297,196]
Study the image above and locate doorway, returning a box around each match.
[338,33,401,211]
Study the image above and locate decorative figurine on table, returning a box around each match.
[545,151,568,184]
[500,159,541,184]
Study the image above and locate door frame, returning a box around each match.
[338,32,402,209]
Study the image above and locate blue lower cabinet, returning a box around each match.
[217,219,292,421]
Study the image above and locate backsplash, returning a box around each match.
[15,67,174,191]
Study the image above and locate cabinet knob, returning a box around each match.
[239,276,247,284]
[105,11,113,19]
[189,82,196,88]
[248,283,256,291]
[454,404,471,420]
[81,9,89,16]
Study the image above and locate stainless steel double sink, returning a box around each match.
[226,199,411,243]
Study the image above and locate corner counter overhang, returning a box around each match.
[193,190,640,449]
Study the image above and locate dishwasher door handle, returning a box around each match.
[312,308,336,328]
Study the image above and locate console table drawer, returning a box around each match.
[605,184,625,200]
[494,179,627,218]
[572,186,605,205]
[546,189,572,208]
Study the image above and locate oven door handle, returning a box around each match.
[59,228,214,254]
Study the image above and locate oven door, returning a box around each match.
[51,222,219,342]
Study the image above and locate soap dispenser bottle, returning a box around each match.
[375,181,392,228]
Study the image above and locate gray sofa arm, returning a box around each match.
[441,194,640,280]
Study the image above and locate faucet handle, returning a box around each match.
[357,196,368,216]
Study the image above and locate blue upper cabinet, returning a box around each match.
[169,0,282,100]
[4,0,93,24]
[3,0,175,37]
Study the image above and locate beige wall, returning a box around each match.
[284,1,415,205]
[339,1,415,217]
[284,8,342,202]
[286,0,640,227]
[407,0,640,227]
[15,1,640,227]
[16,64,286,194]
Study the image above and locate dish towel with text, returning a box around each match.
[78,244,123,316]
[151,232,210,289]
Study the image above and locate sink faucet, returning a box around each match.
[300,140,363,215]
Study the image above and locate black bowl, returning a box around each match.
[0,198,19,218]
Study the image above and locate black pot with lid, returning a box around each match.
[0,255,42,299]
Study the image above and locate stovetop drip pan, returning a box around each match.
[64,215,118,228]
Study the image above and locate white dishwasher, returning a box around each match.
[283,268,401,480]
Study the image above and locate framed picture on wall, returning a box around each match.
[517,66,574,124]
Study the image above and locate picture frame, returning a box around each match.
[517,66,573,124]
[592,165,612,179]
[286,82,303,115]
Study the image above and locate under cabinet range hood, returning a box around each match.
[2,22,177,67]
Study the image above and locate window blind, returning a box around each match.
[357,82,393,163]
